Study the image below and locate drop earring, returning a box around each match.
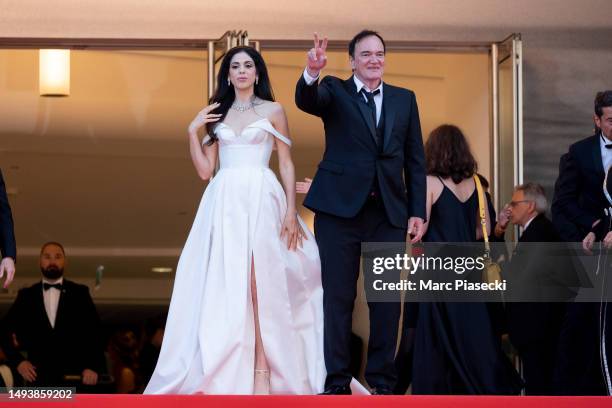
[255,77,259,86]
[227,78,231,86]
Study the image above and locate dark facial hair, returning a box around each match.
[41,265,64,280]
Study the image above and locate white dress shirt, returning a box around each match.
[599,132,612,175]
[42,277,63,328]
[303,69,384,124]
[523,214,537,232]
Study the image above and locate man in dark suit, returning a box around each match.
[550,90,612,395]
[295,30,426,394]
[1,242,104,388]
[551,93,612,242]
[0,169,16,288]
[500,183,572,395]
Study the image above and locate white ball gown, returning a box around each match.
[144,117,327,394]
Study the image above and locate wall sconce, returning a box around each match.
[39,49,70,96]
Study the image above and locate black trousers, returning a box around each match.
[554,302,608,395]
[509,303,564,395]
[520,343,557,395]
[314,197,406,389]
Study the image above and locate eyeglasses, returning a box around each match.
[508,200,533,208]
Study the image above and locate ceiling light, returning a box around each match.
[151,267,173,273]
[39,49,70,96]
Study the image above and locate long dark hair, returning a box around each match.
[205,46,275,144]
[425,124,478,184]
[108,329,142,393]
[109,329,139,369]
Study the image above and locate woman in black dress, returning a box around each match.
[411,124,522,394]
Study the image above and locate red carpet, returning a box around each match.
[8,395,612,408]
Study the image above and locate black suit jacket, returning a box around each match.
[0,170,16,260]
[552,135,608,242]
[0,279,104,384]
[295,75,426,228]
[503,215,573,349]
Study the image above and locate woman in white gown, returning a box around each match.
[144,46,326,395]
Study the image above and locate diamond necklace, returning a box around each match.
[231,98,255,112]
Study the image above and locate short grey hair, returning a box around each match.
[515,182,547,214]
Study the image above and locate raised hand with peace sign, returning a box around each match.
[306,33,328,78]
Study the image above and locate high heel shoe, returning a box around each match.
[254,369,270,395]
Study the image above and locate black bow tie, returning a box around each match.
[605,144,612,150]
[43,282,62,291]
[601,134,612,149]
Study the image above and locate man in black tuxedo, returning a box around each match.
[0,169,16,288]
[500,183,573,395]
[1,242,104,388]
[550,90,612,395]
[552,92,612,242]
[295,30,426,394]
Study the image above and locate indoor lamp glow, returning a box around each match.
[39,49,70,96]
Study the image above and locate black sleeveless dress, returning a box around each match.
[411,179,522,394]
